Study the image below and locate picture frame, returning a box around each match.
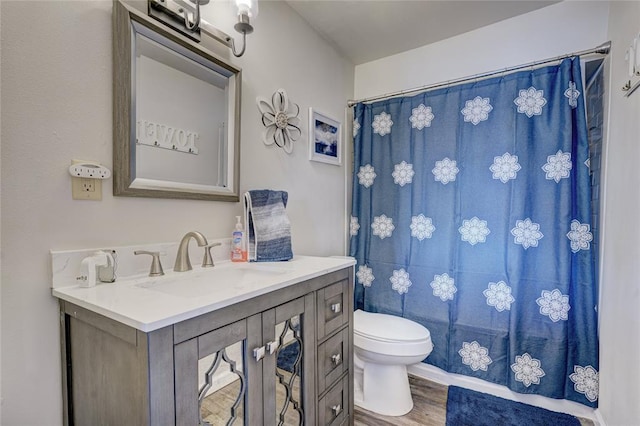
[308,108,342,166]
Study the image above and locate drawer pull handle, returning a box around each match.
[266,340,279,355]
[330,302,341,313]
[253,346,266,361]
[331,353,341,365]
[331,404,341,417]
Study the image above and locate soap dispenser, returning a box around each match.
[231,216,247,262]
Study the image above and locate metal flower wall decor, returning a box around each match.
[257,89,301,154]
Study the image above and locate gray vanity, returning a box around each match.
[55,4,356,424]
[54,256,354,425]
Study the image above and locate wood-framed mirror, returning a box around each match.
[113,1,241,201]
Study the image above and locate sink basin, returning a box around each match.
[134,263,290,298]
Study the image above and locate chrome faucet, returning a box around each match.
[174,231,209,272]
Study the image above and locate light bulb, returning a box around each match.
[235,0,258,19]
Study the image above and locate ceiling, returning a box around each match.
[285,1,559,65]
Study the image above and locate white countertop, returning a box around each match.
[52,255,355,332]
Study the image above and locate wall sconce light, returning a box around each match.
[148,0,257,57]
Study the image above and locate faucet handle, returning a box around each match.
[202,242,222,268]
[134,250,165,277]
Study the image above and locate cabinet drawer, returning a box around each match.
[317,280,349,340]
[317,327,350,393]
[318,374,349,426]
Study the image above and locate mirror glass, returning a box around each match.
[114,2,241,201]
[198,341,245,425]
[275,315,304,424]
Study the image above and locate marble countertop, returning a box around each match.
[52,255,355,332]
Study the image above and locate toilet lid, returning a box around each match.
[354,310,431,343]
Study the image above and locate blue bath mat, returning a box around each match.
[276,341,300,374]
[446,386,581,426]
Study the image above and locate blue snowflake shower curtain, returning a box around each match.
[350,58,599,407]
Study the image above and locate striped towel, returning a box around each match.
[243,190,293,262]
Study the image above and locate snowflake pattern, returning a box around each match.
[430,273,457,301]
[567,220,593,253]
[514,86,547,117]
[349,216,360,236]
[371,215,395,239]
[490,152,521,183]
[372,112,393,136]
[542,150,572,183]
[410,215,435,241]
[536,289,570,322]
[461,96,493,125]
[357,164,377,188]
[409,104,435,130]
[459,341,493,372]
[353,119,361,138]
[459,217,490,245]
[349,74,598,400]
[483,281,515,312]
[392,161,415,186]
[511,353,545,387]
[564,81,581,108]
[511,218,543,249]
[432,157,459,184]
[569,365,599,402]
[356,265,375,287]
[390,268,412,294]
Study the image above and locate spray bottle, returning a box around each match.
[231,216,247,262]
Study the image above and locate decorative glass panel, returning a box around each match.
[275,315,304,425]
[199,342,246,425]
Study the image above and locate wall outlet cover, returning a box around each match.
[71,160,103,201]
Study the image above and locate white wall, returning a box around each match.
[0,1,3,419]
[0,1,353,423]
[599,2,640,425]
[353,1,640,424]
[355,1,609,99]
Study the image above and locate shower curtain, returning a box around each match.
[350,58,599,407]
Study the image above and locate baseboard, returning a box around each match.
[594,408,607,426]
[408,363,599,424]
[206,369,240,396]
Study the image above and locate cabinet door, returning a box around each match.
[262,294,316,426]
[174,314,263,426]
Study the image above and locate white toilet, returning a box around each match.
[353,309,433,416]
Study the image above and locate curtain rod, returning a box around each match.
[347,42,611,107]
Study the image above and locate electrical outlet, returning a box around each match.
[72,177,102,200]
[82,180,95,192]
[71,160,102,201]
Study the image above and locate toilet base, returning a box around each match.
[354,362,414,416]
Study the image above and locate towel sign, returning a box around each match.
[136,120,199,155]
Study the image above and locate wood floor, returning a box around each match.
[354,375,595,426]
[354,375,447,426]
[202,372,594,426]
[201,368,302,425]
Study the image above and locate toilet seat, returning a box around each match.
[354,310,433,357]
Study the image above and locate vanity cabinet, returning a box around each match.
[59,266,353,426]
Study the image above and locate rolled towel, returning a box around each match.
[243,190,293,262]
